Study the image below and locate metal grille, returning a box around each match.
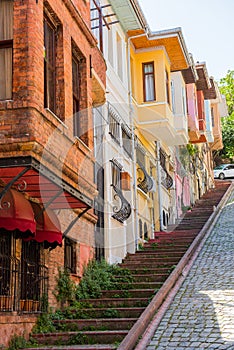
[20,241,48,312]
[0,232,48,313]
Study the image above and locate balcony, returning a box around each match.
[133,100,179,146]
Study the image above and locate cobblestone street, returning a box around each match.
[146,186,234,350]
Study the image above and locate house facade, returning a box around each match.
[0,0,106,344]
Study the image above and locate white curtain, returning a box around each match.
[145,75,155,101]
[144,63,155,101]
[0,0,13,100]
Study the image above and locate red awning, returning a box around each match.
[24,202,62,248]
[0,157,92,210]
[0,188,36,237]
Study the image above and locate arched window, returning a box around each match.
[139,219,143,239]
[144,222,148,240]
[163,210,166,227]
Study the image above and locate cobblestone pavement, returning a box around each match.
[146,188,234,350]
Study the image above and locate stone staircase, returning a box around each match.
[24,181,231,350]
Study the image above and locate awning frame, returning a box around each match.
[0,156,93,209]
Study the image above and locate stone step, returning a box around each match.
[54,318,137,331]
[123,281,163,290]
[128,250,185,257]
[24,346,116,350]
[78,297,149,308]
[100,289,155,298]
[56,307,145,319]
[120,266,173,274]
[141,245,189,251]
[120,261,176,269]
[122,257,181,264]
[132,273,170,282]
[32,330,128,345]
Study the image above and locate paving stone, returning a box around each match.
[147,187,234,350]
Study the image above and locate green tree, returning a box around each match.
[219,70,234,116]
[221,114,234,159]
[218,70,234,160]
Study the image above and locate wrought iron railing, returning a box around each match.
[137,160,153,194]
[112,185,131,223]
[0,252,48,313]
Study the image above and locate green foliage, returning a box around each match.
[7,335,28,350]
[219,70,234,117]
[54,268,76,307]
[186,144,198,156]
[32,313,56,334]
[103,308,120,318]
[221,114,234,159]
[67,333,89,345]
[75,259,133,299]
[137,243,144,250]
[219,70,234,159]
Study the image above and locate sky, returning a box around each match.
[138,0,234,82]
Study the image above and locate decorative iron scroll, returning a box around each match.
[161,168,173,189]
[112,185,131,223]
[160,149,173,189]
[137,160,153,194]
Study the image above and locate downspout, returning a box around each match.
[127,32,148,250]
[156,141,163,231]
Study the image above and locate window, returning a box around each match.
[139,219,143,239]
[122,125,132,158]
[143,62,155,102]
[211,107,214,127]
[111,160,122,190]
[182,86,187,116]
[136,144,146,167]
[72,43,87,143]
[108,28,113,66]
[0,232,12,298]
[116,33,123,81]
[44,17,56,113]
[21,240,41,301]
[64,238,77,274]
[165,70,170,105]
[108,107,120,143]
[0,0,13,100]
[72,56,81,137]
[171,80,175,114]
[90,0,103,52]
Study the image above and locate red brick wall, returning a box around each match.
[0,314,37,348]
[0,0,106,345]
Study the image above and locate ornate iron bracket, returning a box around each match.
[111,185,131,223]
[161,168,173,189]
[137,161,153,194]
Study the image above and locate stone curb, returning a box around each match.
[117,182,234,350]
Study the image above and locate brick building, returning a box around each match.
[0,0,106,345]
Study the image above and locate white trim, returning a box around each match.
[74,136,92,152]
[45,108,68,129]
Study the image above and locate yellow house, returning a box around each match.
[129,27,191,235]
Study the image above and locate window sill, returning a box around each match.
[74,136,92,153]
[45,108,68,129]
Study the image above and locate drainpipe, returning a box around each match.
[156,141,163,231]
[127,32,148,250]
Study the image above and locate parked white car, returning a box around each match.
[213,164,234,180]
